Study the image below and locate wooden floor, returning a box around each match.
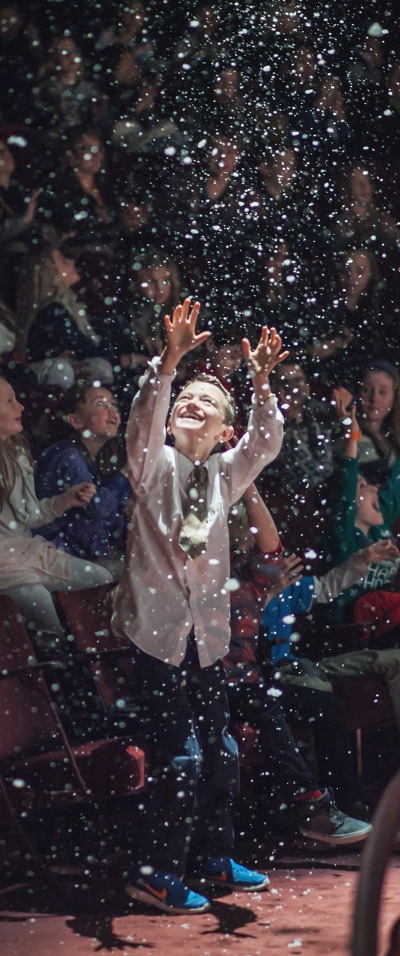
[1,841,400,956]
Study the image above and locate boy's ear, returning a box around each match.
[66,411,82,431]
[166,417,172,435]
[220,423,235,444]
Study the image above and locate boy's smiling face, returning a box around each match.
[67,386,120,442]
[168,380,234,461]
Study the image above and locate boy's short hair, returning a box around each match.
[182,373,236,425]
[358,460,390,486]
[58,380,113,417]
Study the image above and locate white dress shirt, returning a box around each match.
[112,359,283,667]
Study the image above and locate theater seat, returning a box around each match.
[0,595,146,875]
[55,586,137,711]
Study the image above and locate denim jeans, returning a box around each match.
[131,631,239,875]
[280,683,360,806]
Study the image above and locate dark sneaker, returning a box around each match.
[339,800,371,823]
[295,790,373,845]
[189,856,270,892]
[126,870,210,914]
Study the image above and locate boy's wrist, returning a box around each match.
[158,346,182,376]
[51,494,65,517]
[352,550,370,572]
[253,380,272,404]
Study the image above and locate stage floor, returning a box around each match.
[1,842,399,956]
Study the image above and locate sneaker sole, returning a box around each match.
[298,826,372,846]
[189,874,270,892]
[125,883,210,914]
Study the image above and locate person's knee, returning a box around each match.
[67,559,114,589]
[36,358,75,389]
[86,357,114,385]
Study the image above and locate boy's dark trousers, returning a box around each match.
[131,630,239,876]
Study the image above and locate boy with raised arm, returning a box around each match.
[112,298,286,914]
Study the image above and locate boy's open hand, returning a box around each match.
[163,298,209,359]
[355,539,400,569]
[264,552,304,605]
[242,327,288,397]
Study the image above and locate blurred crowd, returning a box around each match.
[4,0,400,890]
[0,1,400,403]
[1,0,400,561]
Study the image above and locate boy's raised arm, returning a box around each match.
[242,326,289,403]
[159,298,210,376]
[126,298,209,486]
[221,327,286,501]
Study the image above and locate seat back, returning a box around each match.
[0,594,146,798]
[0,595,62,762]
[332,674,395,732]
[56,586,137,709]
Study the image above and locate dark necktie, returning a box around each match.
[178,464,209,560]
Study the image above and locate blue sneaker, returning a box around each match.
[125,869,210,914]
[189,856,270,892]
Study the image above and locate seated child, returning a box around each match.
[0,375,113,643]
[225,481,373,837]
[321,396,400,633]
[261,542,400,770]
[35,381,131,578]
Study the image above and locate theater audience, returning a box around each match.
[33,34,108,134]
[19,242,114,388]
[334,163,400,254]
[38,126,118,247]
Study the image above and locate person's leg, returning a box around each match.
[96,553,125,581]
[227,681,317,807]
[129,636,269,898]
[184,642,270,890]
[227,681,373,844]
[3,583,66,641]
[3,562,113,645]
[50,558,113,592]
[185,643,239,868]
[320,648,400,734]
[4,561,111,642]
[280,683,361,810]
[2,582,101,725]
[129,643,202,876]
